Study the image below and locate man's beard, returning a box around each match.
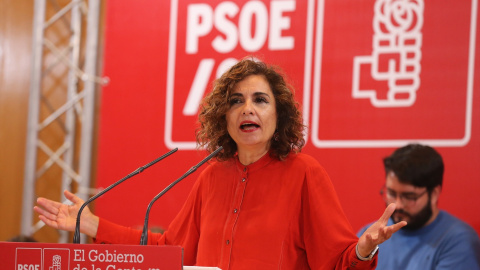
[391,197,433,231]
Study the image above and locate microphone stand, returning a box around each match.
[72,148,178,244]
[139,146,223,245]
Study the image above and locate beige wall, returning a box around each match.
[0,0,34,242]
[0,0,103,242]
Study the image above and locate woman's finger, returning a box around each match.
[378,203,396,224]
[64,190,83,204]
[38,215,59,229]
[36,198,62,215]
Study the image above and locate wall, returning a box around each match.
[0,0,33,242]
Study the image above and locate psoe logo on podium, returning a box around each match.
[44,248,70,270]
[164,0,315,150]
[309,0,477,148]
[16,247,42,270]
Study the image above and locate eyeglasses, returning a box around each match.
[379,185,427,207]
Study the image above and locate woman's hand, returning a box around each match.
[34,190,99,238]
[357,203,406,258]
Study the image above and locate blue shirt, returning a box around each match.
[358,210,480,270]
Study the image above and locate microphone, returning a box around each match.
[139,146,223,245]
[72,148,178,244]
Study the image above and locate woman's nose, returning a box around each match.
[242,100,254,115]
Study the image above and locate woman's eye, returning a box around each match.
[255,97,268,103]
[229,98,242,105]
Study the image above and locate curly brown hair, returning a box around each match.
[196,57,305,161]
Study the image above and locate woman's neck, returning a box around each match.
[237,147,269,166]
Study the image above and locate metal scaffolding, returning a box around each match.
[21,0,105,243]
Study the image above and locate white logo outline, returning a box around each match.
[311,0,477,148]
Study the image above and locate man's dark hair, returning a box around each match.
[383,144,444,191]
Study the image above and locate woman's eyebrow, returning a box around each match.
[253,92,271,98]
[229,92,271,98]
[229,93,243,98]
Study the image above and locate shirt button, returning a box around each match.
[243,167,247,172]
[233,209,238,213]
[241,178,246,182]
[226,240,230,245]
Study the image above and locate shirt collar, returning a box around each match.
[235,151,275,174]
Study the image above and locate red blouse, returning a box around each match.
[95,152,376,269]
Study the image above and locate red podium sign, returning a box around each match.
[0,242,182,270]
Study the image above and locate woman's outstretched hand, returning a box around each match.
[357,203,407,258]
[34,190,99,238]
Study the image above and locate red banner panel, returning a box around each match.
[310,0,476,147]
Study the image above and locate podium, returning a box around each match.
[0,242,183,270]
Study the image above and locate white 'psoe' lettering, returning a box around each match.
[17,265,40,270]
[186,1,296,54]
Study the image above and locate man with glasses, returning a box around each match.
[358,143,480,269]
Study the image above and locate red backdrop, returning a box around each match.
[96,0,480,236]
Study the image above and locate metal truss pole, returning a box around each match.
[21,0,105,243]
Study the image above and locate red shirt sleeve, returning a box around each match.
[300,155,377,269]
[94,218,164,245]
